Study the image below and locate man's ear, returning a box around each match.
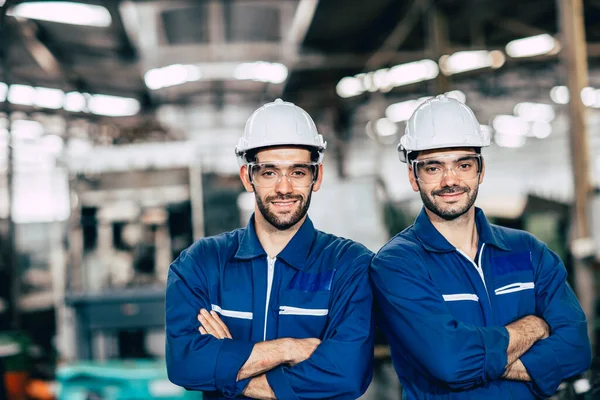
[408,166,419,192]
[239,166,254,193]
[479,160,485,184]
[312,164,324,192]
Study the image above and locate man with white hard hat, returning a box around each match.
[166,99,374,399]
[371,94,591,399]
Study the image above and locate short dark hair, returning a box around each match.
[244,145,321,164]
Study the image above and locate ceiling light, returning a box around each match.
[233,62,288,84]
[145,64,202,90]
[386,100,420,123]
[375,118,398,137]
[581,87,597,107]
[8,84,36,106]
[386,59,439,87]
[336,77,363,98]
[35,87,64,109]
[491,115,529,136]
[550,86,569,104]
[336,60,438,98]
[440,50,505,75]
[513,102,555,123]
[494,133,526,148]
[506,34,558,58]
[89,94,140,117]
[530,121,552,139]
[8,2,112,27]
[63,92,88,112]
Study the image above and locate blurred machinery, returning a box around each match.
[55,148,205,399]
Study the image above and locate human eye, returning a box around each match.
[424,165,441,173]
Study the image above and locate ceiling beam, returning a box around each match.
[274,0,320,99]
[492,18,548,37]
[286,0,319,45]
[365,0,428,71]
[12,18,64,79]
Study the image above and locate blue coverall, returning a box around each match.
[371,207,591,399]
[166,216,374,399]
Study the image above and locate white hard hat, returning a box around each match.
[235,98,327,166]
[397,94,490,163]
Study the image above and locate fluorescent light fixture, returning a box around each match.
[549,85,600,108]
[494,133,526,148]
[8,84,36,106]
[530,121,552,139]
[506,34,558,58]
[387,60,439,87]
[491,115,529,136]
[385,97,436,123]
[8,2,112,27]
[373,69,393,92]
[440,50,505,75]
[375,118,398,137]
[336,77,363,98]
[64,92,87,112]
[144,64,202,90]
[513,102,555,123]
[550,86,569,104]
[581,87,597,107]
[89,94,140,117]
[233,62,288,84]
[386,100,420,123]
[336,60,438,98]
[35,87,64,109]
[12,120,44,140]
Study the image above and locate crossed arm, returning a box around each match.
[198,308,320,399]
[502,315,549,381]
[370,245,590,396]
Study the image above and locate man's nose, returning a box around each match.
[439,167,459,187]
[274,174,293,194]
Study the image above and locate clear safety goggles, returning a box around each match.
[248,161,319,188]
[411,153,482,184]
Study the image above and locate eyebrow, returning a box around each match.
[456,155,478,162]
[420,159,444,166]
[419,155,478,165]
[256,162,312,168]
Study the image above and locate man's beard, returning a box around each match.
[420,184,478,221]
[255,191,312,230]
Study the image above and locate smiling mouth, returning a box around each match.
[271,200,299,208]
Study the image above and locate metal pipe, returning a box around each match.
[0,0,20,329]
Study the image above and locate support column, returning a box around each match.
[558,0,595,347]
[427,5,450,94]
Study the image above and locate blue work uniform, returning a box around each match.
[166,215,374,400]
[371,207,591,399]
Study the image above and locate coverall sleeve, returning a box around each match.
[165,248,254,398]
[265,251,375,400]
[520,243,592,398]
[370,247,509,390]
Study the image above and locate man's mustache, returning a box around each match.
[432,186,469,196]
[266,194,303,202]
